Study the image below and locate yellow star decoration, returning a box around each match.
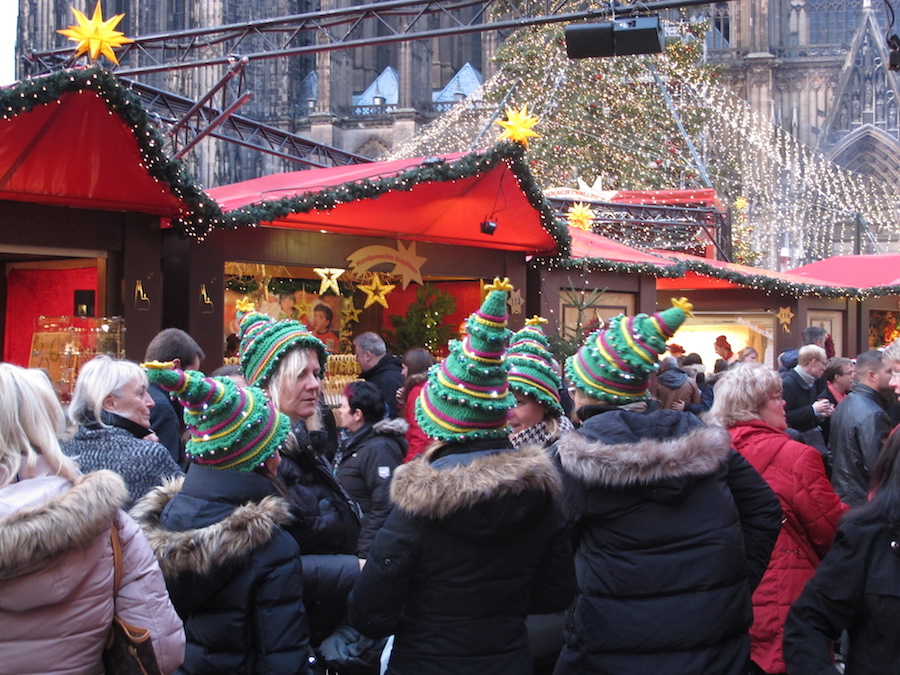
[57,1,134,65]
[495,105,540,147]
[235,297,256,314]
[566,202,595,231]
[294,289,312,319]
[485,277,514,293]
[341,296,362,324]
[314,268,345,296]
[525,315,548,327]
[777,306,795,333]
[358,273,396,309]
[671,297,694,317]
[508,288,524,315]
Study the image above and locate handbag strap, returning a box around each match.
[109,522,123,597]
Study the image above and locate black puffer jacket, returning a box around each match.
[829,383,892,506]
[335,418,407,557]
[554,409,781,675]
[349,441,575,675]
[132,465,309,674]
[279,422,362,555]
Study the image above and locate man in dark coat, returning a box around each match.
[829,349,894,506]
[781,344,833,434]
[353,332,404,418]
[144,328,205,464]
[554,298,781,675]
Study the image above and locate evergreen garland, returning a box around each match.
[0,66,224,238]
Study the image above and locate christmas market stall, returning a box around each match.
[169,133,569,374]
[790,254,900,350]
[0,65,220,397]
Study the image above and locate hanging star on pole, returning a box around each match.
[340,296,362,324]
[314,268,345,296]
[566,202,596,231]
[358,273,396,309]
[495,104,540,147]
[58,1,134,65]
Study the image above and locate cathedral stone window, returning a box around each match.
[708,2,731,49]
[807,0,862,44]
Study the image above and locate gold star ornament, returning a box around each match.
[58,1,134,65]
[495,105,540,147]
[358,273,396,309]
[341,296,362,324]
[566,202,595,231]
[314,268,345,296]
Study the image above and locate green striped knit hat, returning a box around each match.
[566,297,693,404]
[507,316,563,417]
[236,298,328,387]
[416,277,516,442]
[142,361,291,471]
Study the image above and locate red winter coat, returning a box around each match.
[727,419,848,674]
[402,380,429,462]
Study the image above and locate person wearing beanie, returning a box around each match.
[349,278,575,675]
[234,300,365,653]
[507,316,575,450]
[554,298,782,675]
[236,298,360,548]
[130,363,310,674]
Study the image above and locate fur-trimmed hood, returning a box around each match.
[130,477,295,578]
[0,470,127,579]
[558,411,732,489]
[372,416,409,437]
[390,444,560,522]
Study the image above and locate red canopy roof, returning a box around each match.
[209,150,562,254]
[0,87,188,216]
[569,227,675,265]
[789,255,900,289]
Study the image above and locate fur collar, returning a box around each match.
[390,444,560,519]
[558,424,732,488]
[372,417,409,437]
[0,470,127,578]
[130,478,295,578]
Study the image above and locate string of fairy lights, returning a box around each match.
[386,13,900,270]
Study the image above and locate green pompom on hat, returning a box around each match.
[235,298,328,388]
[416,277,516,442]
[566,297,693,404]
[507,316,563,417]
[142,361,291,472]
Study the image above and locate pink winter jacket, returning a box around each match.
[0,464,184,674]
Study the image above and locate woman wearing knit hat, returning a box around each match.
[554,299,783,675]
[348,278,575,675]
[130,364,310,673]
[234,300,362,645]
[506,316,574,451]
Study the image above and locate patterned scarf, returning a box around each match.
[509,415,575,450]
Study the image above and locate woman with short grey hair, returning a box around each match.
[63,355,183,507]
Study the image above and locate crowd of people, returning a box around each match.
[2,286,900,674]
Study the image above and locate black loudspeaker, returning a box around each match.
[566,22,614,59]
[74,289,95,317]
[565,16,664,59]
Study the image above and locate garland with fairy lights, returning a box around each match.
[201,142,571,257]
[0,66,224,237]
[224,277,356,296]
[532,254,893,300]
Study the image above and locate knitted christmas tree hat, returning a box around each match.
[566,297,693,404]
[236,298,328,388]
[142,361,291,472]
[507,316,564,417]
[416,277,517,442]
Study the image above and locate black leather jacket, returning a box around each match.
[829,384,892,506]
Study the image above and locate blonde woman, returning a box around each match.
[0,363,183,673]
